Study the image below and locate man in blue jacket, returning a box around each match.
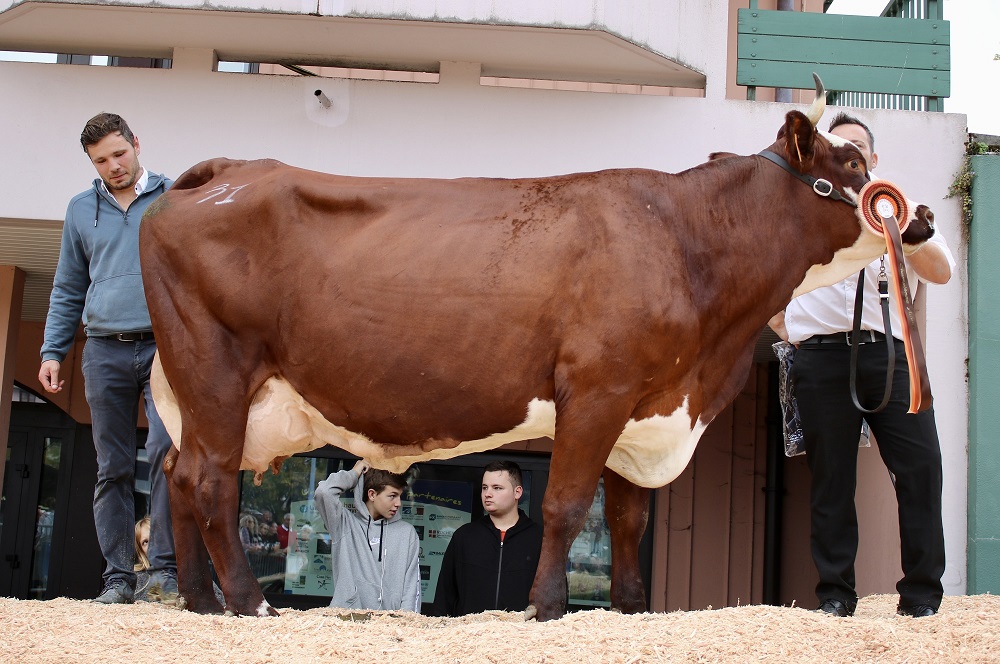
[433,460,543,616]
[38,113,176,605]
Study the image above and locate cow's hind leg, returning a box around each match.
[164,445,224,614]
[173,423,278,617]
[529,400,632,622]
[602,468,650,614]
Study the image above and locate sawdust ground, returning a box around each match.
[2,593,997,663]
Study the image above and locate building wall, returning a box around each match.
[651,364,769,611]
[724,0,828,103]
[0,2,970,601]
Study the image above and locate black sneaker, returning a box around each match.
[93,580,134,604]
[897,604,937,618]
[815,598,852,617]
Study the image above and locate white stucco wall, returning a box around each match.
[0,14,970,595]
[858,111,970,596]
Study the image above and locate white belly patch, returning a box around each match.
[606,398,708,488]
[151,355,708,486]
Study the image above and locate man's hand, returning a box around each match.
[38,360,64,393]
[905,241,952,284]
[767,311,789,343]
[352,459,371,476]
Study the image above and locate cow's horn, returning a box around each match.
[805,72,826,126]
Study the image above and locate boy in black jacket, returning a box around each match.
[433,460,543,616]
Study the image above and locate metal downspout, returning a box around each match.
[762,363,785,604]
[774,0,795,103]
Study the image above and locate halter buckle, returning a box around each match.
[813,179,833,197]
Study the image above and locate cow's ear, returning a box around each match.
[782,110,817,173]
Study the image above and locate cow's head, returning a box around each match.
[761,74,935,294]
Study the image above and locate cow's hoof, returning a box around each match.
[222,602,279,617]
[611,598,647,615]
[180,594,225,615]
[531,603,566,622]
[524,605,537,621]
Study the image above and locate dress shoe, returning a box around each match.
[897,604,937,618]
[815,598,852,617]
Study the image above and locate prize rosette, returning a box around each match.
[856,179,911,236]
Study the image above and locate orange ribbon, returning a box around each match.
[856,180,932,413]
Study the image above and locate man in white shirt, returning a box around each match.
[769,113,954,619]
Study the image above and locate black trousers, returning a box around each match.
[791,339,945,610]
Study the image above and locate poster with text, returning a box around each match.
[401,479,473,604]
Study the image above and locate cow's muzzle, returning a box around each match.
[902,204,936,247]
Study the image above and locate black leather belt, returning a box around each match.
[800,330,886,346]
[96,331,155,342]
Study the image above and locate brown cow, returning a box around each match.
[140,88,935,620]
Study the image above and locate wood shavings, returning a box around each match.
[1,593,997,663]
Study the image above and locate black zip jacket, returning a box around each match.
[432,510,543,616]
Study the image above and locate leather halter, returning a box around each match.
[757,150,859,208]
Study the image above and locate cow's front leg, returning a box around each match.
[529,403,630,622]
[602,468,650,614]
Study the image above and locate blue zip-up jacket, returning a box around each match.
[41,171,172,362]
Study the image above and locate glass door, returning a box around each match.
[0,429,63,599]
[30,436,62,599]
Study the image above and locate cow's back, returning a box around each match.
[144,158,690,346]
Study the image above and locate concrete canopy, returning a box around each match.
[0,1,706,88]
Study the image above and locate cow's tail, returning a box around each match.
[151,351,183,452]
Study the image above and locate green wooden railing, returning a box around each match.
[737,1,949,112]
[881,0,941,20]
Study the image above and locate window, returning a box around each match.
[238,451,625,611]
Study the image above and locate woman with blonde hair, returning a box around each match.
[239,513,263,553]
[133,517,153,600]
[136,515,225,604]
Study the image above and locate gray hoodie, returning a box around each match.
[314,469,422,612]
[41,171,172,362]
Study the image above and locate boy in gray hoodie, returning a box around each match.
[315,460,422,612]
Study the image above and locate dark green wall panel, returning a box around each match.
[968,154,1000,594]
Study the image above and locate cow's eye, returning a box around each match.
[847,159,862,171]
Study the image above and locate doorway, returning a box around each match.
[1,423,67,598]
[3,397,156,600]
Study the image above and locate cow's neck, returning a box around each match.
[659,156,868,417]
[677,156,865,317]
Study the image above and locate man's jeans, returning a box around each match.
[82,337,176,588]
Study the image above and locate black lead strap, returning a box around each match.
[849,260,895,414]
